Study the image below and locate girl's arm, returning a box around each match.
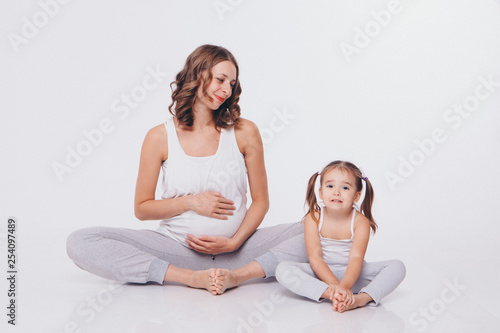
[134,125,235,221]
[339,214,371,290]
[304,213,340,286]
[185,119,269,254]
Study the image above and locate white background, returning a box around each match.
[1,0,499,332]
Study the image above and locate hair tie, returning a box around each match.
[362,176,368,181]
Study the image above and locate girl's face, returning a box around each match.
[195,60,237,112]
[319,168,361,212]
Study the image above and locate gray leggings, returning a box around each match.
[275,260,406,305]
[66,222,307,284]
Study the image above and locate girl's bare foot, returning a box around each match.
[332,296,341,312]
[188,268,218,295]
[336,292,373,313]
[320,286,340,310]
[213,268,239,294]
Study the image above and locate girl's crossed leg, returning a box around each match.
[276,260,406,312]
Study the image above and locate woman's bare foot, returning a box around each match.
[213,268,239,294]
[188,268,218,295]
[336,292,373,313]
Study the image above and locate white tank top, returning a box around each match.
[319,206,357,265]
[156,117,248,246]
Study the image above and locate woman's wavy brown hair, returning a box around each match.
[168,44,242,129]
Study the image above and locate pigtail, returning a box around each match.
[304,172,321,224]
[361,178,378,234]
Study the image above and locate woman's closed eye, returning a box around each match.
[217,78,235,88]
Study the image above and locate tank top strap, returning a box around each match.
[350,208,356,239]
[318,206,324,231]
[164,117,182,157]
[221,125,237,153]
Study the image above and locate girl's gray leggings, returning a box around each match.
[66,222,307,284]
[275,260,406,305]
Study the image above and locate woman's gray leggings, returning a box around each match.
[276,260,406,305]
[66,222,307,284]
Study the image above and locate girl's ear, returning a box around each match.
[318,187,323,200]
[354,191,361,203]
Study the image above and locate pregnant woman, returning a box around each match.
[66,44,306,294]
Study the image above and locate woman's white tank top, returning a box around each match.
[319,206,357,265]
[156,117,248,246]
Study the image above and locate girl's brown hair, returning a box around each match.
[305,160,377,234]
[168,44,242,129]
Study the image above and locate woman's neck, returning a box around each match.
[176,109,214,131]
[190,105,215,131]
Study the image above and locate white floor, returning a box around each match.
[3,250,499,333]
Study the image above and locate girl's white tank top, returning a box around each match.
[156,117,248,246]
[319,206,357,265]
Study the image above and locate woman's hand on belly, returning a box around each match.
[185,234,237,255]
[188,191,236,220]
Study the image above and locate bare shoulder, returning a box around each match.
[303,211,321,244]
[145,123,168,145]
[234,118,262,154]
[146,123,167,137]
[304,211,320,226]
[234,118,259,136]
[353,212,371,233]
[142,123,168,161]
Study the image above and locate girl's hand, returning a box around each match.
[327,284,339,301]
[334,287,355,311]
[188,192,236,220]
[185,234,237,255]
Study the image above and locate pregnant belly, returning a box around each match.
[160,206,247,244]
[187,208,246,238]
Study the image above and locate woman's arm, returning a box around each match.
[338,214,371,289]
[134,124,186,220]
[230,119,269,247]
[134,124,235,221]
[185,119,269,254]
[304,213,341,286]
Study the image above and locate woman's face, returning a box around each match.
[195,60,237,112]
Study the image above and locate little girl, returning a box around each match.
[276,160,406,312]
